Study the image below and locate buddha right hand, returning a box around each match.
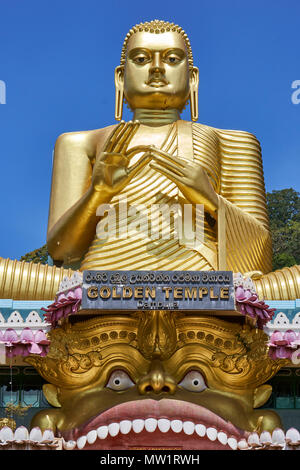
[91,120,151,198]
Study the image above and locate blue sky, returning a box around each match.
[0,0,299,260]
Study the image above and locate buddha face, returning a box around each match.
[117,31,198,111]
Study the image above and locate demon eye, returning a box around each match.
[106,370,135,391]
[178,371,207,392]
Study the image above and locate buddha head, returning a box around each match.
[27,312,286,450]
[115,20,199,121]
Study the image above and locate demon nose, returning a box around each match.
[137,360,176,395]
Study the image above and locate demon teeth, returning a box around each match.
[260,431,272,445]
[195,424,206,437]
[158,418,171,433]
[29,427,43,443]
[63,439,76,450]
[272,428,285,446]
[183,421,194,436]
[87,430,97,444]
[170,419,183,433]
[132,419,145,433]
[237,439,248,450]
[145,418,157,432]
[217,431,228,445]
[119,420,132,435]
[14,426,29,442]
[247,432,261,447]
[68,419,285,450]
[0,426,14,442]
[227,437,238,450]
[97,425,108,439]
[286,427,300,444]
[42,429,55,442]
[108,422,120,437]
[77,435,87,449]
[206,427,217,441]
[2,420,293,450]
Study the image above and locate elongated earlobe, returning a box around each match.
[190,67,199,122]
[115,66,124,121]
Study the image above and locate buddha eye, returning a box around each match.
[164,54,181,65]
[133,55,149,65]
[106,370,135,391]
[178,371,207,392]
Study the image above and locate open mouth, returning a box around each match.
[61,399,248,450]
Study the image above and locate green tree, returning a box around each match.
[20,244,49,264]
[266,188,300,270]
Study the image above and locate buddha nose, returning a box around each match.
[150,52,165,74]
[138,360,176,395]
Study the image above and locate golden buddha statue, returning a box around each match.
[1,19,298,450]
[0,20,299,301]
[47,20,271,275]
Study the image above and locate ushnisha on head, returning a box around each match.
[115,20,199,121]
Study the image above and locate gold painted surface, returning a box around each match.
[27,313,286,434]
[0,257,73,300]
[1,255,298,301]
[0,19,299,299]
[0,418,16,431]
[45,21,271,275]
[254,265,300,300]
[1,20,298,445]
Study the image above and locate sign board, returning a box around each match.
[82,270,235,312]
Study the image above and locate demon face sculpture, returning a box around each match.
[27,311,285,450]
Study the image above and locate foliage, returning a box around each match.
[20,244,49,265]
[266,188,300,271]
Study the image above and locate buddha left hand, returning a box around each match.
[149,147,219,214]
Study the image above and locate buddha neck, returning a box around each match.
[133,108,180,127]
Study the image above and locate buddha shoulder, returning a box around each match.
[192,121,261,149]
[54,124,118,161]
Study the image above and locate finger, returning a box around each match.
[125,145,153,160]
[114,120,140,153]
[112,121,133,153]
[150,148,187,168]
[103,153,129,167]
[127,152,152,179]
[150,154,185,177]
[105,121,126,153]
[149,162,183,183]
[97,151,124,164]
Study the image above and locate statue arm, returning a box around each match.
[216,129,272,274]
[47,122,151,265]
[47,128,114,265]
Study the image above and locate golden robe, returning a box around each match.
[81,121,272,274]
[2,121,299,300]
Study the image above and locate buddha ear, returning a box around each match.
[189,67,199,122]
[115,66,124,121]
